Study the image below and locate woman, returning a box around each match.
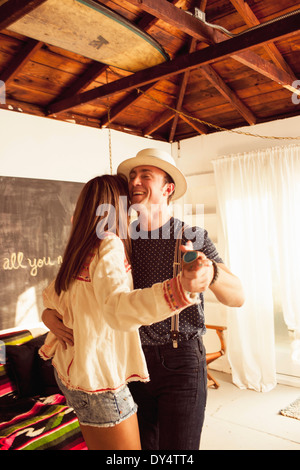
[39,175,200,450]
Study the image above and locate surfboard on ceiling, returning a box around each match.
[8,0,169,72]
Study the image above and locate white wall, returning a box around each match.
[0,109,171,181]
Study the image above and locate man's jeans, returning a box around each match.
[129,336,207,450]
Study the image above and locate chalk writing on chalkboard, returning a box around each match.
[2,252,63,277]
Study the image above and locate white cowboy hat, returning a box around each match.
[117,148,187,200]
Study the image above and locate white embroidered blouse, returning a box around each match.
[39,234,199,394]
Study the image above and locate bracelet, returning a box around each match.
[210,259,219,285]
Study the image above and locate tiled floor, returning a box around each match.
[201,370,300,450]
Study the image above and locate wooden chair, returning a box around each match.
[205,325,227,389]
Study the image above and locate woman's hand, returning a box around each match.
[42,308,74,349]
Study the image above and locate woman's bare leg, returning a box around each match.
[79,412,141,450]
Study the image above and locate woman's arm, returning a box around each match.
[41,237,207,342]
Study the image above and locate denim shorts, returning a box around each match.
[54,370,137,428]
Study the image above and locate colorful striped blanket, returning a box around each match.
[0,329,87,450]
[0,393,86,450]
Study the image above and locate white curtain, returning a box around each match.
[212,144,300,392]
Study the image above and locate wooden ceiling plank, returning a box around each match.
[0,38,42,84]
[101,82,156,127]
[54,63,109,102]
[200,64,256,125]
[143,108,175,135]
[47,9,300,115]
[232,50,299,95]
[0,0,48,30]
[229,0,297,79]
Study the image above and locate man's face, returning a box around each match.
[128,165,173,206]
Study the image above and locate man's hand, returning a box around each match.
[42,309,74,349]
[180,241,214,293]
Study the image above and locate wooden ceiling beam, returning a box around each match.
[137,0,184,31]
[0,39,42,84]
[169,72,189,142]
[47,9,300,115]
[229,0,297,79]
[126,0,216,44]
[0,0,48,30]
[169,38,198,142]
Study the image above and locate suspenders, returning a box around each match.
[170,225,185,348]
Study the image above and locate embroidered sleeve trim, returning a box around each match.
[74,251,96,282]
[163,274,192,311]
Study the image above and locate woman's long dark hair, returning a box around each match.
[55,174,131,295]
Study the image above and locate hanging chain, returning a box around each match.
[106,69,113,174]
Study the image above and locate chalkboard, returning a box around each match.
[0,176,84,330]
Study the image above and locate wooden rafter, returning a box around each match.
[47,8,300,116]
[231,50,299,95]
[169,70,192,141]
[200,64,256,125]
[168,38,202,141]
[0,39,42,84]
[229,0,297,79]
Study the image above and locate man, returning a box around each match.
[43,148,244,450]
[118,148,244,450]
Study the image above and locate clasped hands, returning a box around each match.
[180,241,214,294]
